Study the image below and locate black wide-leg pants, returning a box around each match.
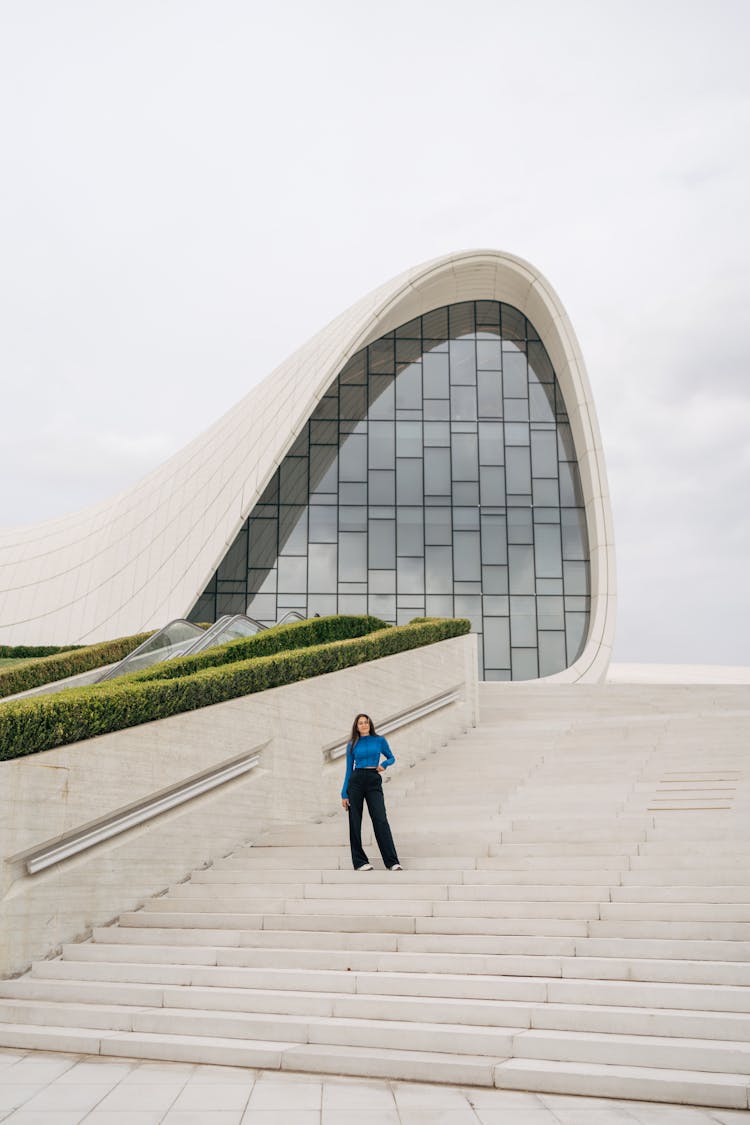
[346,768,400,870]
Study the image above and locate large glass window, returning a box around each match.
[190,301,591,679]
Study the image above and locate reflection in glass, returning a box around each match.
[191,300,590,679]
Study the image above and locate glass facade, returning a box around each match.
[189,301,590,679]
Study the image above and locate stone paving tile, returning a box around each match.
[15,1086,105,1114]
[393,1082,477,1110]
[0,1090,39,1115]
[241,1113,319,1125]
[322,1078,397,1110]
[246,1079,321,1110]
[467,1088,545,1108]
[82,1113,165,1125]
[2,1111,89,1125]
[474,1110,561,1125]
[170,1083,252,1112]
[55,1062,132,1086]
[90,1084,184,1113]
[160,1112,245,1125]
[324,1110,400,1125]
[396,1108,480,1125]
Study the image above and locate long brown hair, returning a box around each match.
[350,712,377,749]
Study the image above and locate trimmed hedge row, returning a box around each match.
[0,617,470,761]
[0,644,82,659]
[0,632,156,700]
[128,615,389,683]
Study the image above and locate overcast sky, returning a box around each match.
[1,0,748,665]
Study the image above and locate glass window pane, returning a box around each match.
[369,421,394,468]
[454,531,481,580]
[423,307,448,339]
[369,337,395,374]
[482,565,509,594]
[397,459,423,503]
[476,301,500,330]
[529,381,555,422]
[309,504,337,542]
[248,517,278,570]
[310,445,338,492]
[477,338,502,370]
[368,593,395,619]
[533,477,559,506]
[397,556,424,594]
[505,398,529,422]
[397,421,422,457]
[424,447,451,495]
[339,384,367,420]
[559,461,583,506]
[279,458,308,505]
[369,470,395,504]
[451,385,477,421]
[481,513,507,564]
[503,352,528,396]
[424,421,450,446]
[564,560,590,595]
[484,618,510,668]
[425,546,453,593]
[449,302,475,337]
[279,506,307,554]
[509,544,535,594]
[425,506,451,545]
[369,374,394,418]
[477,371,503,418]
[531,430,558,478]
[397,507,424,555]
[339,533,366,581]
[505,422,529,446]
[426,594,454,617]
[424,398,450,420]
[565,611,588,662]
[449,339,476,384]
[561,508,589,560]
[423,351,449,397]
[277,555,307,594]
[308,544,337,592]
[528,341,554,383]
[480,465,505,507]
[339,432,366,482]
[534,524,563,578]
[451,432,478,481]
[512,648,539,680]
[506,447,531,494]
[396,362,422,409]
[538,595,564,630]
[507,508,532,545]
[478,422,503,465]
[310,419,337,444]
[339,506,366,532]
[454,594,482,631]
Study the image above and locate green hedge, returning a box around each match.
[0,617,470,762]
[128,614,389,683]
[0,644,83,659]
[0,632,156,700]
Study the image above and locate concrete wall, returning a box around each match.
[0,634,477,978]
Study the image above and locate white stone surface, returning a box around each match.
[0,250,615,685]
[608,664,750,684]
[0,635,476,978]
[2,682,750,1109]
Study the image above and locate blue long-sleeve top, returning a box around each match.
[341,734,395,798]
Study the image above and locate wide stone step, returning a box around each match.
[513,1027,750,1074]
[0,998,524,1056]
[493,1057,750,1108]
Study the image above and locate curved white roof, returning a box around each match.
[0,250,615,681]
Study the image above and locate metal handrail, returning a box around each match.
[17,743,268,876]
[322,685,463,762]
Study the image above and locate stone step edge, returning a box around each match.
[5,988,750,1028]
[0,1023,746,1105]
[0,1023,500,1085]
[17,966,750,1011]
[494,1057,750,1109]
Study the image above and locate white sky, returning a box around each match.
[1,0,748,664]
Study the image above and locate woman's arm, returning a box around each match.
[341,741,354,806]
[378,737,396,771]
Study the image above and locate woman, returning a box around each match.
[341,713,402,871]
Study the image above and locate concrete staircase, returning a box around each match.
[2,683,750,1108]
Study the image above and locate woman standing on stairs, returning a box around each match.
[341,713,402,871]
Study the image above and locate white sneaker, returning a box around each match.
[356,863,373,871]
[389,863,403,871]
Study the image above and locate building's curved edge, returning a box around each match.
[0,250,615,684]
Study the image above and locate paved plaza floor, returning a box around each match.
[0,1049,746,1125]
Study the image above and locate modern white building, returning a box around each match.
[0,250,615,681]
